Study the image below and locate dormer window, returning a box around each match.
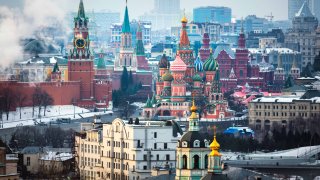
[194,140,200,147]
[204,140,209,147]
[182,141,188,147]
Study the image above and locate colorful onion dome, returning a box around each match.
[162,71,174,81]
[203,50,218,72]
[192,74,202,82]
[170,54,187,72]
[194,55,203,72]
[158,54,170,69]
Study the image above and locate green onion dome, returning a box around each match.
[192,74,202,82]
[203,51,218,72]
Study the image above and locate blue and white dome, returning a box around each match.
[194,55,203,72]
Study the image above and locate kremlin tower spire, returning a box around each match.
[290,53,300,79]
[68,0,94,100]
[199,24,211,61]
[136,22,149,70]
[238,18,246,49]
[115,0,137,71]
[273,53,285,91]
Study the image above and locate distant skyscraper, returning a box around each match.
[154,0,180,14]
[309,0,320,22]
[288,0,314,20]
[139,0,180,30]
[193,6,231,24]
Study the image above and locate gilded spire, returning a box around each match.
[181,9,188,23]
[189,99,198,119]
[209,126,221,156]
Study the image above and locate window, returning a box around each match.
[154,143,157,149]
[143,154,147,161]
[154,132,157,138]
[27,157,30,166]
[166,154,170,161]
[156,154,159,161]
[193,140,200,147]
[164,143,167,149]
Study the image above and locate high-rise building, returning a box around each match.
[288,0,320,21]
[193,6,232,24]
[154,0,180,14]
[139,0,180,30]
[309,0,320,23]
[285,1,319,66]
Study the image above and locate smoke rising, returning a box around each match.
[0,0,69,68]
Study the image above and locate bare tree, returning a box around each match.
[16,91,27,119]
[32,86,43,117]
[0,87,16,120]
[42,91,53,116]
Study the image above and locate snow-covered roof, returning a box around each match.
[40,151,73,161]
[251,96,301,103]
[248,48,298,54]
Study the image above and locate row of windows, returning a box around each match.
[255,104,318,110]
[153,143,168,149]
[81,157,101,166]
[106,141,130,148]
[81,144,101,154]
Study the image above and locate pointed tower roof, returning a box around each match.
[296,1,314,17]
[179,11,190,49]
[122,1,131,33]
[52,62,60,73]
[229,67,237,79]
[135,23,145,56]
[77,0,86,19]
[144,96,152,108]
[150,94,157,104]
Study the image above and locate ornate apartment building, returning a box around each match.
[248,90,320,131]
[75,118,182,179]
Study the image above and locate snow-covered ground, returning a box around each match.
[0,105,113,129]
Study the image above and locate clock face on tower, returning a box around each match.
[75,38,86,48]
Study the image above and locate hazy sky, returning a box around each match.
[0,0,289,20]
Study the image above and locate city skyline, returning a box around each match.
[0,0,289,21]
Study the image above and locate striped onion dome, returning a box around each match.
[203,51,218,72]
[194,55,203,72]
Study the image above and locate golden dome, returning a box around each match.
[181,15,188,23]
[209,126,221,156]
[190,100,197,112]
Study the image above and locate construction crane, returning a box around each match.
[265,12,274,22]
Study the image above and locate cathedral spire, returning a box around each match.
[122,1,131,33]
[77,0,86,19]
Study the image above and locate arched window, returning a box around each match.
[193,140,200,148]
[182,155,188,169]
[193,155,200,169]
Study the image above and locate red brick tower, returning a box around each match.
[234,26,248,85]
[68,0,94,100]
[199,31,211,62]
[136,23,149,70]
